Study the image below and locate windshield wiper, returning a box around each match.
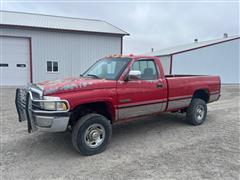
[87,74,100,79]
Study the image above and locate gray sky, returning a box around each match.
[1,1,239,54]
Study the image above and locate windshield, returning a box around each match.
[82,57,131,80]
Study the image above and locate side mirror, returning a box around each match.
[125,70,141,81]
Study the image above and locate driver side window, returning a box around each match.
[131,59,157,80]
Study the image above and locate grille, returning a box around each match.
[31,91,41,99]
[29,87,42,110]
[16,86,43,118]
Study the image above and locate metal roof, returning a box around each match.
[145,35,240,56]
[0,11,129,36]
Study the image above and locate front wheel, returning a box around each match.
[72,113,112,156]
[186,98,207,125]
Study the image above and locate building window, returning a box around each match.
[0,63,8,67]
[47,61,58,72]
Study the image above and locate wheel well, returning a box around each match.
[69,102,114,127]
[193,89,209,103]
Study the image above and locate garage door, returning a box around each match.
[0,36,30,86]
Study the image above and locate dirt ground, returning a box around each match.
[1,85,239,180]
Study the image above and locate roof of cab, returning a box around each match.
[106,54,156,59]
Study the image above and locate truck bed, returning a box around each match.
[165,75,221,111]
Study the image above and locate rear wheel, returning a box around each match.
[72,113,112,156]
[186,98,207,125]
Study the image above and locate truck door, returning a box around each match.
[116,58,167,120]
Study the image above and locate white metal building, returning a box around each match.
[146,36,240,84]
[0,11,129,86]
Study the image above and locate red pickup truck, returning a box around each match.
[16,55,221,155]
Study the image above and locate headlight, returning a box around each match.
[40,96,69,111]
[56,102,68,111]
[41,101,69,111]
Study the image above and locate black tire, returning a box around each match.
[186,98,207,125]
[72,113,112,156]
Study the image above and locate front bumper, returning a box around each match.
[15,88,70,133]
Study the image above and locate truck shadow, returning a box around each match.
[113,112,186,135]
[8,112,188,158]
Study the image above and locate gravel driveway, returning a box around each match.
[1,85,239,180]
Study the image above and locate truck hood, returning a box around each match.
[36,77,115,95]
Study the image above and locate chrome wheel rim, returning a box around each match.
[84,123,105,148]
[195,105,205,121]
